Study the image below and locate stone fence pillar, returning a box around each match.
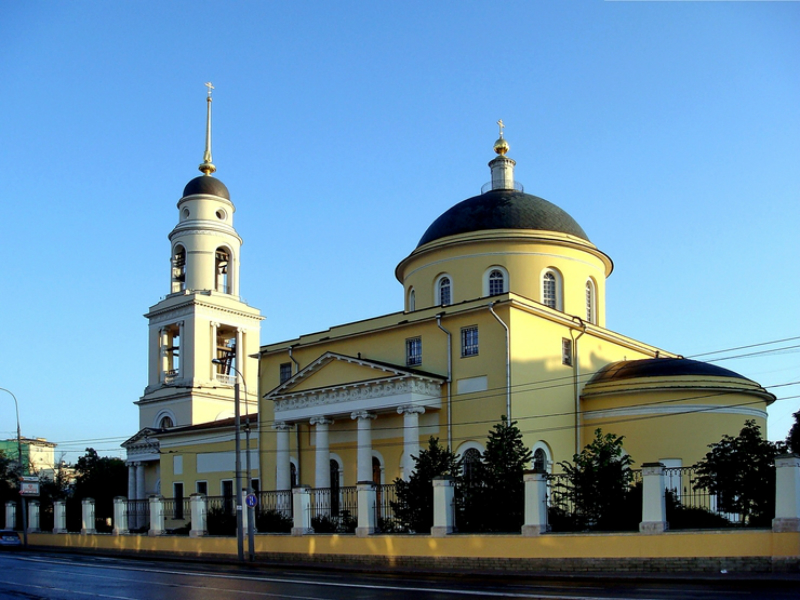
[356,481,377,537]
[773,454,800,532]
[292,486,312,535]
[190,493,207,538]
[81,498,96,535]
[53,500,67,533]
[27,500,40,534]
[4,502,15,530]
[148,495,165,536]
[113,497,128,535]
[522,469,549,536]
[640,462,667,533]
[430,477,455,537]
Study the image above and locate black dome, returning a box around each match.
[587,358,749,385]
[182,175,230,200]
[417,189,589,248]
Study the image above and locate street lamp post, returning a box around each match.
[211,360,255,561]
[0,387,27,547]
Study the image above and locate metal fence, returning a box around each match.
[663,465,744,527]
[126,499,150,532]
[375,483,405,533]
[308,486,358,533]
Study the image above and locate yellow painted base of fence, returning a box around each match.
[28,530,800,572]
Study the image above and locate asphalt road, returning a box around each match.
[0,551,797,600]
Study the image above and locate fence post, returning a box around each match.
[522,469,549,536]
[773,453,800,532]
[148,495,165,536]
[112,497,128,535]
[291,486,312,535]
[190,493,207,537]
[27,500,40,534]
[81,498,96,535]
[4,502,15,530]
[356,481,377,537]
[53,500,67,533]
[430,477,455,537]
[640,462,667,533]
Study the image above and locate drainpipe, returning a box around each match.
[488,302,511,421]
[288,345,300,375]
[570,317,587,456]
[436,314,453,450]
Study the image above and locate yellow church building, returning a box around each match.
[124,94,774,514]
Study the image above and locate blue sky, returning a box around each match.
[1,1,797,460]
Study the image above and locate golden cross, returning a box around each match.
[497,119,505,138]
[205,82,214,97]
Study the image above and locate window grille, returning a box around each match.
[439,277,452,306]
[279,362,292,384]
[406,337,422,366]
[489,269,504,296]
[562,338,572,366]
[461,326,479,357]
[543,272,557,309]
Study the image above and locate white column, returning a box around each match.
[4,502,15,530]
[235,327,244,379]
[356,482,377,537]
[398,405,425,480]
[27,500,40,534]
[773,454,800,532]
[211,322,219,379]
[177,320,185,377]
[53,500,67,534]
[81,498,96,535]
[113,497,128,535]
[135,463,146,500]
[351,411,376,483]
[190,493,208,538]
[274,422,292,491]
[640,462,667,534]
[127,463,137,500]
[310,417,333,489]
[522,470,549,536]
[431,477,455,537]
[148,495,165,536]
[291,486,312,535]
[159,328,168,382]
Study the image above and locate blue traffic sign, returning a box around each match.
[245,493,258,508]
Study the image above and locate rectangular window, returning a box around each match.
[406,337,422,366]
[174,482,184,519]
[250,479,260,494]
[279,362,292,384]
[562,338,572,366]
[196,481,208,495]
[461,326,479,357]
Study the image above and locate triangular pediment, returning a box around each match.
[267,352,442,397]
[265,352,445,421]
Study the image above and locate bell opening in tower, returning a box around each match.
[172,246,186,293]
[215,248,230,294]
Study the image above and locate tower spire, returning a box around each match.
[489,119,515,190]
[199,82,216,175]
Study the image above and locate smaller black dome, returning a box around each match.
[417,189,589,248]
[587,358,749,385]
[182,175,230,200]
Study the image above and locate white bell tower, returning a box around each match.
[136,83,262,431]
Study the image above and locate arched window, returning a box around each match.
[330,459,341,515]
[171,245,186,293]
[437,276,452,306]
[215,247,230,293]
[533,448,547,472]
[488,269,505,296]
[585,279,596,324]
[542,269,563,311]
[158,415,174,429]
[462,448,482,486]
[408,288,416,312]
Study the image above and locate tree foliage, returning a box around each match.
[787,411,800,454]
[67,448,128,532]
[461,417,532,532]
[552,429,638,531]
[693,420,785,526]
[391,437,461,533]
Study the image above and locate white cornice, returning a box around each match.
[584,404,768,421]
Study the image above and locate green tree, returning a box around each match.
[553,429,637,531]
[391,437,461,533]
[787,411,800,454]
[68,448,127,532]
[694,420,785,526]
[461,417,532,532]
[0,451,18,509]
